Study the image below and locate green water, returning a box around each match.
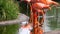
[44,6,60,32]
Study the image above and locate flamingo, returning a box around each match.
[30,2,51,34]
[25,0,51,34]
[20,0,59,34]
[40,0,59,6]
[31,3,50,10]
[25,0,59,6]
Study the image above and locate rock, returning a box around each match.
[0,13,29,25]
[19,13,29,22]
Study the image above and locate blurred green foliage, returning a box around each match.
[0,0,19,21]
[0,0,20,34]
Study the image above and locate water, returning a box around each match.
[43,14,52,32]
[43,15,55,32]
[43,6,60,32]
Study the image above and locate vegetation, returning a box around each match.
[0,0,19,21]
[0,0,20,34]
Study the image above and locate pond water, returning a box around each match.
[43,6,60,32]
